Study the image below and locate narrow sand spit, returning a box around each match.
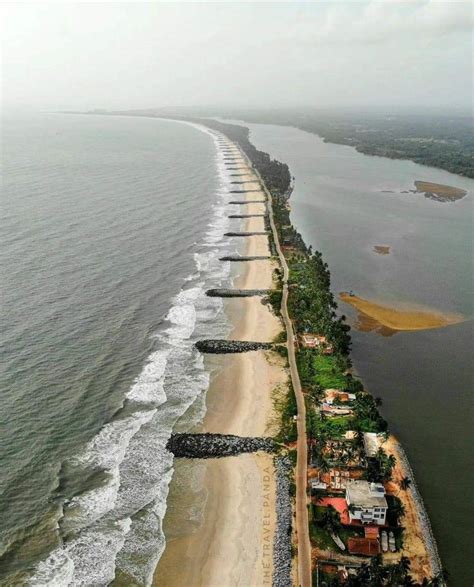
[339,293,464,334]
[383,436,434,582]
[154,159,286,587]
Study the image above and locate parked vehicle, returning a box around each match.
[389,531,396,552]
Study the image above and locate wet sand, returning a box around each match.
[340,293,464,334]
[153,154,286,587]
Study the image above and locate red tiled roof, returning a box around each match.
[364,526,379,539]
[348,537,380,556]
[317,497,350,525]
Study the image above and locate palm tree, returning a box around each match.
[399,476,412,492]
[391,499,406,524]
[321,505,341,534]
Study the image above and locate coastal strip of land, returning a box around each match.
[152,118,445,587]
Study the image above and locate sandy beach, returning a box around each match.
[384,436,435,581]
[154,154,287,586]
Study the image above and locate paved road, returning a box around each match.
[248,161,312,587]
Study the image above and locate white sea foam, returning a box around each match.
[126,349,169,405]
[31,126,237,587]
[62,472,120,534]
[64,518,132,587]
[29,551,75,586]
[69,409,157,472]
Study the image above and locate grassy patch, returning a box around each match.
[314,355,348,389]
[273,330,287,343]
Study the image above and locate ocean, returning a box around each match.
[1,114,237,585]
[239,121,473,586]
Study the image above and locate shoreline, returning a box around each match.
[153,146,287,586]
[153,121,443,586]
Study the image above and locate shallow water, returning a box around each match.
[1,114,239,584]
[241,122,473,585]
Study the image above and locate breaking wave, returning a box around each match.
[29,127,241,586]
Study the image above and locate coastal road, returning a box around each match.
[247,158,312,587]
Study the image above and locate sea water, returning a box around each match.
[1,113,240,585]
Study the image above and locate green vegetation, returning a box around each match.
[272,330,287,344]
[312,355,348,389]
[264,289,282,315]
[207,109,474,178]
[273,380,297,444]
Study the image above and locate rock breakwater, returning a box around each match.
[219,255,272,262]
[206,288,273,297]
[224,231,268,237]
[195,340,274,354]
[166,433,276,458]
[229,200,267,205]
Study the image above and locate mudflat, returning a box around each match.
[339,293,464,334]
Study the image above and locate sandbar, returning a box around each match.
[413,180,467,202]
[373,245,391,255]
[339,292,464,334]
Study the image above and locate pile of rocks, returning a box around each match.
[273,456,293,587]
[166,433,276,458]
[224,231,268,237]
[229,188,262,194]
[219,255,271,262]
[206,288,272,297]
[228,214,266,218]
[195,340,274,354]
[229,200,267,204]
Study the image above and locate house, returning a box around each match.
[310,478,327,491]
[363,432,384,458]
[324,389,356,404]
[345,480,388,525]
[300,333,334,354]
[321,403,353,417]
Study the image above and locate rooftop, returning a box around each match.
[346,480,387,509]
[348,537,380,556]
[363,432,383,457]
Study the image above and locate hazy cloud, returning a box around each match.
[1,1,472,112]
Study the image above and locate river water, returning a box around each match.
[242,122,473,585]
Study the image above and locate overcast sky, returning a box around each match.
[2,1,473,113]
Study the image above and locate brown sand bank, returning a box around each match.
[414,180,467,201]
[340,293,463,335]
[373,245,391,255]
[153,159,286,587]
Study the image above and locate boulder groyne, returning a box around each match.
[195,340,274,354]
[224,231,268,237]
[219,255,272,262]
[230,189,262,194]
[228,214,266,218]
[166,433,276,459]
[229,200,267,205]
[206,288,272,297]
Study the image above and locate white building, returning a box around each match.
[363,432,384,458]
[345,480,388,525]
